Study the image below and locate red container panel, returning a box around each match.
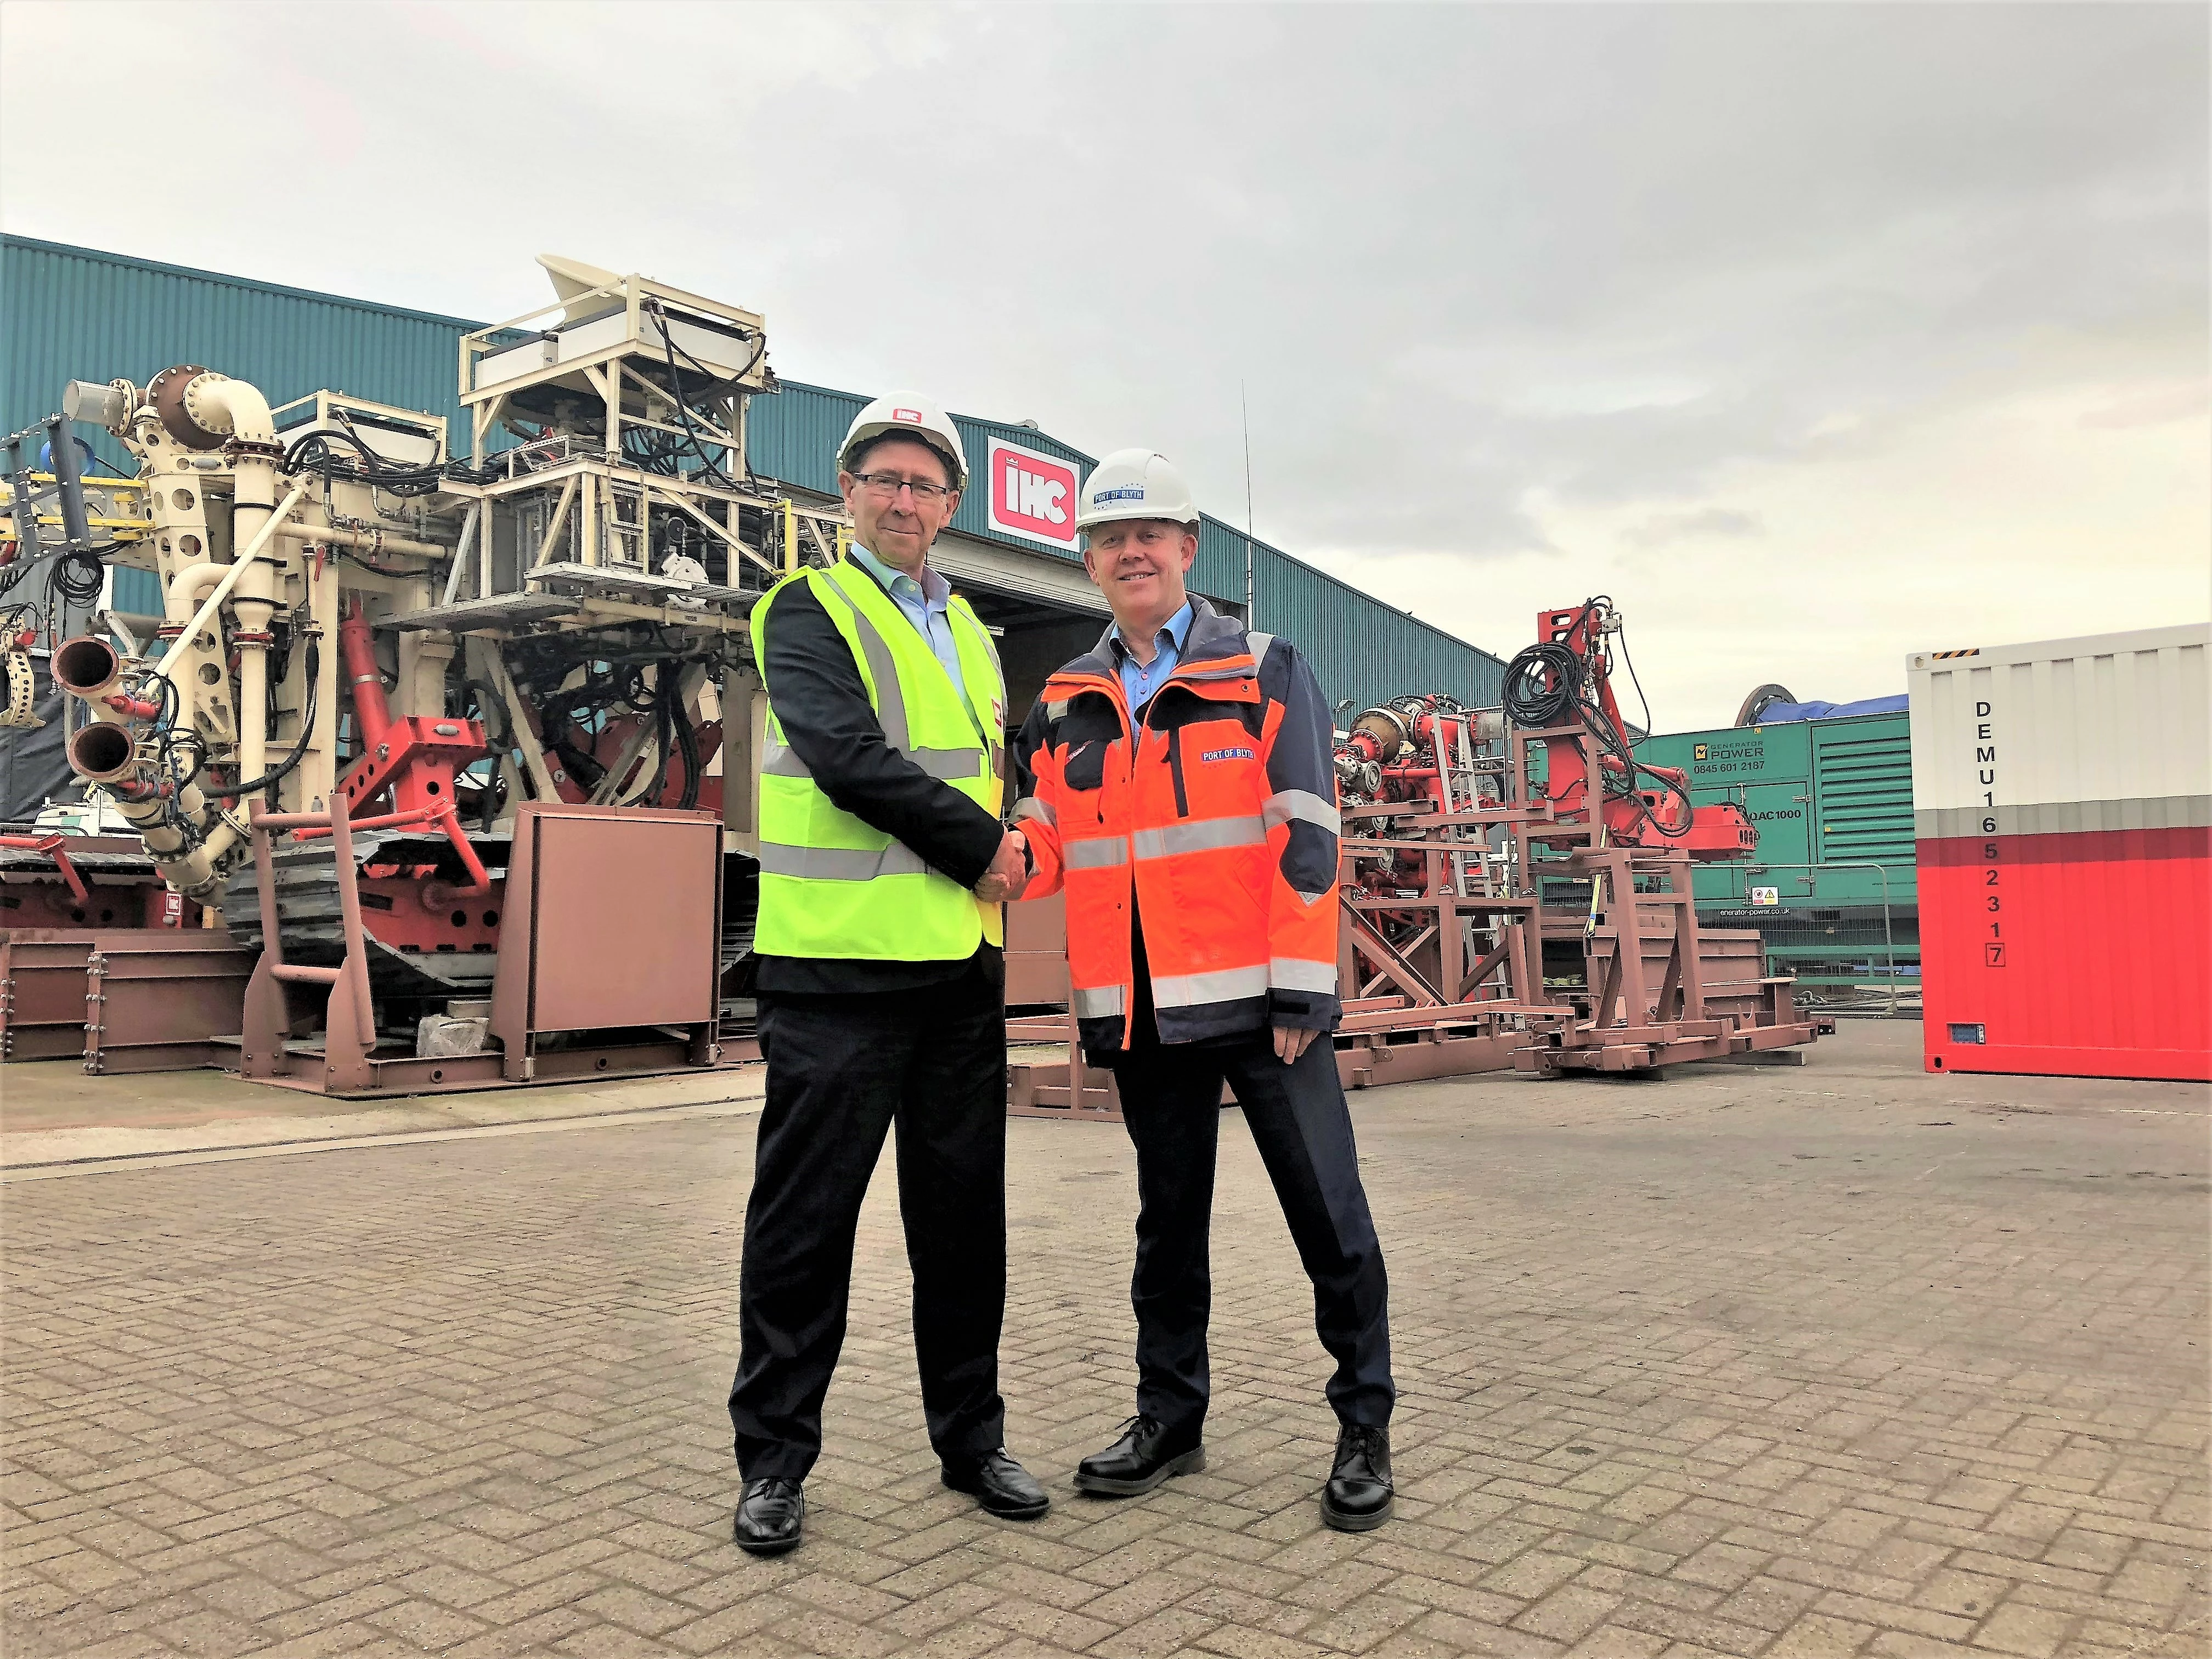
[1920,825,2210,1081]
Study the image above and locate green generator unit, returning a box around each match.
[1634,711,1917,1001]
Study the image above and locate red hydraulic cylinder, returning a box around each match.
[340,598,393,747]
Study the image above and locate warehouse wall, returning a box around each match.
[3,235,1508,715]
[3,236,483,468]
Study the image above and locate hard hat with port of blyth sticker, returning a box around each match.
[1075,449,1200,532]
[837,392,969,491]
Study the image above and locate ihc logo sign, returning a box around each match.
[986,439,1079,549]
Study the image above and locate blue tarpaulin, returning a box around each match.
[1756,694,1909,724]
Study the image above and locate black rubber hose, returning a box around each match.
[1502,641,1582,728]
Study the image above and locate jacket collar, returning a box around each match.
[1071,595,1249,681]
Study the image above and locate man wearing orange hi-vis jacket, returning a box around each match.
[1009,449,1396,1532]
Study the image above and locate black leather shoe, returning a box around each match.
[732,1477,804,1554]
[1321,1424,1393,1531]
[1074,1415,1206,1497]
[941,1448,1050,1519]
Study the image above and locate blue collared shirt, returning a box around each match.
[849,543,965,702]
[1109,600,1195,716]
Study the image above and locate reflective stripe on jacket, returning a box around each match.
[1011,597,1341,1049]
[755,559,1007,960]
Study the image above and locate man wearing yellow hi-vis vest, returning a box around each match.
[727,392,1045,1557]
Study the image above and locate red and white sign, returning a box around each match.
[985,438,1080,551]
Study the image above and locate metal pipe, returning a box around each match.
[0,834,90,906]
[236,634,269,783]
[440,504,481,605]
[51,635,126,701]
[290,799,493,901]
[155,482,308,679]
[166,560,225,622]
[196,380,280,787]
[272,521,447,560]
[338,599,393,747]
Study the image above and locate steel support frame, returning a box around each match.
[238,798,731,1098]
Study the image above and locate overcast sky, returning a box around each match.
[4,2,2205,726]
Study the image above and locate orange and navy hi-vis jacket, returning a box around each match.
[1011,597,1341,1051]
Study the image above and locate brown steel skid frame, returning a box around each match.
[1331,722,1821,1080]
[240,798,737,1098]
[0,928,253,1070]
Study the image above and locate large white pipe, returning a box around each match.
[272,521,447,559]
[189,379,282,785]
[155,483,307,679]
[167,559,225,621]
[185,376,278,447]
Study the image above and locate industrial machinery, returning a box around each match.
[1008,599,1824,1115]
[2,256,850,1092]
[1328,600,1815,1080]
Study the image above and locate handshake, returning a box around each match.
[973,829,1029,904]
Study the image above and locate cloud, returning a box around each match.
[2079,381,2211,430]
[1625,508,1765,549]
[1,1,2203,724]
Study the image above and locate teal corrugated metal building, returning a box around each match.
[4,234,1506,712]
[3,235,482,470]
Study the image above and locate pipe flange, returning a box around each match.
[223,437,285,464]
[147,365,225,450]
[101,379,142,438]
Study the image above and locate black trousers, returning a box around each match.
[1098,935,1394,1437]
[728,962,1008,1481]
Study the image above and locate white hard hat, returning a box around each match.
[1075,449,1200,532]
[838,391,968,490]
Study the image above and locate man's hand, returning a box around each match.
[1272,1024,1321,1065]
[974,830,1029,903]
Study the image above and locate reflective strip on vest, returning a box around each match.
[1064,836,1131,869]
[757,842,932,881]
[765,736,979,782]
[911,746,985,780]
[1013,795,1056,826]
[1175,659,1256,684]
[1131,814,1266,860]
[1262,789,1340,835]
[1269,956,1339,992]
[1074,984,1125,1018]
[848,604,910,748]
[1152,964,1271,1008]
[753,560,1006,961]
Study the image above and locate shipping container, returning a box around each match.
[1909,624,2210,1081]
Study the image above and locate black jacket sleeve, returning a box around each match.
[758,577,1005,889]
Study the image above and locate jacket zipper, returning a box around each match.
[1166,726,1189,817]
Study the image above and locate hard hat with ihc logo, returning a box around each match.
[1076,448,1200,532]
[838,392,969,490]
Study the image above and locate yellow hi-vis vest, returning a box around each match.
[753,558,1007,960]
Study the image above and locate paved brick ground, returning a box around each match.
[4,1022,2206,1657]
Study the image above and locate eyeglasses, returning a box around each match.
[851,471,956,504]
